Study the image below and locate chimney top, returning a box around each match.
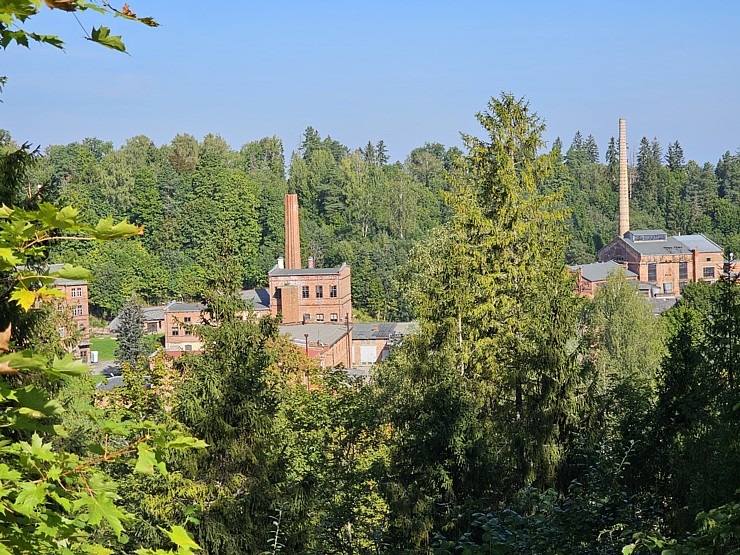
[277,257,285,269]
[307,256,314,269]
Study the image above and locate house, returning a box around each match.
[48,264,91,363]
[570,260,638,298]
[163,301,206,353]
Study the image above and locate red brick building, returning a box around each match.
[49,264,91,362]
[598,231,726,297]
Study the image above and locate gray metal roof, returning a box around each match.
[165,301,207,313]
[675,234,723,253]
[352,322,418,340]
[269,262,347,277]
[623,235,692,256]
[239,288,270,311]
[570,261,637,283]
[279,323,348,347]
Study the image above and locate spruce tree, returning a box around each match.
[115,295,147,368]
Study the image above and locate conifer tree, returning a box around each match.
[115,295,147,367]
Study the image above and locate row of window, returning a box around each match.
[648,262,715,282]
[301,285,338,299]
[303,313,339,323]
[70,287,84,298]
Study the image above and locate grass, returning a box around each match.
[90,337,117,361]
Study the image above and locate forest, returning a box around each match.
[1,92,738,554]
[1,4,740,554]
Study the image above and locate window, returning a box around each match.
[329,285,337,298]
[706,257,711,262]
[316,314,324,322]
[679,262,688,280]
[172,327,179,336]
[302,285,309,299]
[185,345,192,351]
[330,313,338,322]
[147,322,158,333]
[648,263,657,282]
[316,285,323,298]
[703,267,715,279]
[303,314,311,322]
[360,346,377,365]
[71,287,83,298]
[184,316,192,323]
[72,305,84,316]
[663,282,673,294]
[57,327,65,337]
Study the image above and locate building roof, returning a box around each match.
[165,301,207,313]
[570,261,637,283]
[268,262,347,277]
[239,288,270,311]
[648,296,678,316]
[622,235,692,256]
[279,323,348,348]
[352,322,418,340]
[109,304,167,333]
[675,234,723,253]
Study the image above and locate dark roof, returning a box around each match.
[165,301,206,313]
[675,234,723,253]
[279,323,348,347]
[352,322,418,340]
[239,288,270,311]
[570,261,637,283]
[648,297,678,316]
[268,262,347,277]
[622,235,692,256]
[109,305,166,333]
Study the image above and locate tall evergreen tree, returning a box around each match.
[114,295,147,367]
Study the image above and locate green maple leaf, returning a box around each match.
[49,263,91,281]
[133,442,156,475]
[83,491,126,538]
[10,287,36,311]
[89,26,125,53]
[164,525,201,552]
[12,481,48,516]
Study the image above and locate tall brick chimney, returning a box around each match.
[285,194,301,269]
[619,118,630,238]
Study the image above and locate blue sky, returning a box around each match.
[2,1,740,165]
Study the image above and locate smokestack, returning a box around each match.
[307,256,314,269]
[285,194,301,269]
[619,118,630,238]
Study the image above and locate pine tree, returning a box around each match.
[115,295,147,368]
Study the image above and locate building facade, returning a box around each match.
[598,231,726,297]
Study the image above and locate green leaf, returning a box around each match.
[1,351,48,373]
[0,463,21,481]
[83,491,127,539]
[165,436,208,450]
[50,354,90,377]
[91,216,143,240]
[12,481,48,516]
[622,545,635,555]
[10,287,36,311]
[0,248,21,266]
[88,26,125,53]
[49,263,92,281]
[134,442,156,475]
[164,525,201,552]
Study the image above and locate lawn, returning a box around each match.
[90,337,117,361]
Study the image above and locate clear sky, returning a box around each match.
[2,1,740,165]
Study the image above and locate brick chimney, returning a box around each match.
[307,256,314,269]
[284,194,301,269]
[619,118,630,238]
